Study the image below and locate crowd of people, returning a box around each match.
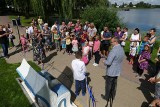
[0,16,160,106]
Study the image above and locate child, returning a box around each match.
[66,34,72,55]
[72,36,79,54]
[129,42,137,65]
[93,36,101,66]
[80,30,88,47]
[82,41,90,65]
[61,31,66,54]
[121,27,128,47]
[20,34,28,54]
[71,51,86,97]
[88,37,94,60]
[54,28,60,52]
[137,34,150,55]
[136,45,151,78]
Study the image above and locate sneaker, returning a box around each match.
[94,63,98,66]
[93,63,96,66]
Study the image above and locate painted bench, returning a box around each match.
[16,59,77,107]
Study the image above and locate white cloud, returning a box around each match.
[109,0,160,5]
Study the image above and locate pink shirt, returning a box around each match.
[93,40,100,52]
[20,37,27,45]
[75,27,79,32]
[72,40,78,47]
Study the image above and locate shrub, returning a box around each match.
[80,6,122,33]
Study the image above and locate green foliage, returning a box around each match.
[136,1,151,8]
[0,58,41,107]
[129,2,133,7]
[7,0,109,20]
[80,6,122,33]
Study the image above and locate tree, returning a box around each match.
[114,2,117,7]
[120,2,125,8]
[129,2,133,7]
[8,0,110,21]
[81,6,121,33]
[136,1,151,8]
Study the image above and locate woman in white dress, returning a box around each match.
[130,28,141,49]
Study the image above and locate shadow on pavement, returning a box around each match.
[8,46,22,56]
[137,74,155,105]
[43,52,57,63]
[57,66,75,101]
[141,101,149,107]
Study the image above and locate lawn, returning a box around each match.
[9,16,37,27]
[0,58,41,107]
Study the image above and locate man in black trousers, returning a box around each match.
[101,37,125,106]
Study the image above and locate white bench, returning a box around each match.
[16,59,77,107]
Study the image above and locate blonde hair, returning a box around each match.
[95,35,100,40]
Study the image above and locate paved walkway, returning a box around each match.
[0,16,155,107]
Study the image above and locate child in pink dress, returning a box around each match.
[82,41,90,65]
[20,34,28,54]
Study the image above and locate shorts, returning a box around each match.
[62,44,66,49]
[101,44,110,51]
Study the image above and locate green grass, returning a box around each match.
[9,16,37,27]
[0,58,41,107]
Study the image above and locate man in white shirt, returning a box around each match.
[71,51,86,96]
[28,23,34,36]
[87,22,97,38]
[51,21,58,32]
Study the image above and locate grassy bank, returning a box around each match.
[0,58,41,107]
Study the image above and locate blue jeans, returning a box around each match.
[75,79,86,95]
[1,43,8,56]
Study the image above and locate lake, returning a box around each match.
[118,8,160,34]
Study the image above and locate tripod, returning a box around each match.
[12,19,21,54]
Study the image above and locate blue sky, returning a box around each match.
[109,0,160,5]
